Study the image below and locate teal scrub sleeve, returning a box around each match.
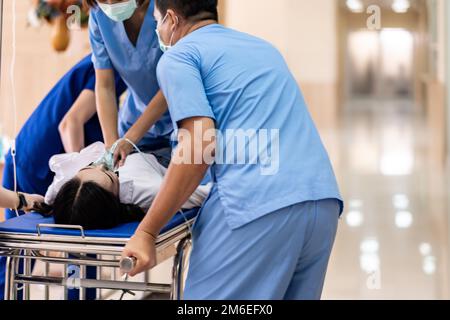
[157,51,216,129]
[89,11,113,70]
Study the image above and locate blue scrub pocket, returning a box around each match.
[191,188,228,248]
[190,188,217,240]
[191,205,206,238]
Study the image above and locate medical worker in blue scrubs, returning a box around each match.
[122,0,344,300]
[85,0,173,166]
[0,54,126,300]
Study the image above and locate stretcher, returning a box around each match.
[0,209,198,300]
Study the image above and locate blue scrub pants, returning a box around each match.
[184,192,340,300]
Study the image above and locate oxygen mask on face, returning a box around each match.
[92,140,121,171]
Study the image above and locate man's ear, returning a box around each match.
[167,9,179,29]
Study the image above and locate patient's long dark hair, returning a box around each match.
[48,178,145,230]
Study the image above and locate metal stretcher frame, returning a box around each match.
[0,212,195,300]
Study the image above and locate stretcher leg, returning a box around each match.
[4,251,19,300]
[24,250,31,300]
[79,254,86,300]
[63,252,69,300]
[171,237,192,300]
[44,254,49,300]
[96,254,102,300]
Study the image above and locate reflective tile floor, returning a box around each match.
[322,98,450,300]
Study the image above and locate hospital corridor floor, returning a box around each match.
[321,98,450,300]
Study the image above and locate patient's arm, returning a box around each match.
[0,187,20,209]
[59,89,97,153]
[0,187,45,212]
[122,117,215,276]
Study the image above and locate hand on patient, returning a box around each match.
[22,193,46,213]
[113,139,134,168]
[121,230,157,277]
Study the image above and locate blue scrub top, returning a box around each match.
[88,0,173,148]
[157,24,343,229]
[2,54,126,196]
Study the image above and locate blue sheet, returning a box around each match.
[0,209,199,238]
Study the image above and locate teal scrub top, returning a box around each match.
[88,0,172,148]
[157,24,343,229]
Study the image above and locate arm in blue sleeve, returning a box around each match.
[89,10,113,70]
[157,50,216,129]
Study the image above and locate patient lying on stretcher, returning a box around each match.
[41,142,211,230]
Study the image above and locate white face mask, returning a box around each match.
[155,13,178,53]
[98,0,138,22]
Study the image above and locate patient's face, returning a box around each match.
[76,165,120,197]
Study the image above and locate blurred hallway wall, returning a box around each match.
[0,0,90,220]
[425,0,447,168]
[220,0,339,133]
[0,0,91,141]
[446,0,450,166]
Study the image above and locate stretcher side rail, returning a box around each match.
[0,210,197,300]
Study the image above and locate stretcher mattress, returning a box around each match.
[0,209,199,238]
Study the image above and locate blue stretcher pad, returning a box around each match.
[0,209,199,238]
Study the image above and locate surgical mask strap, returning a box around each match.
[171,15,179,46]
[160,13,179,47]
[161,13,169,26]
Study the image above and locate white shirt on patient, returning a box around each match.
[45,142,211,211]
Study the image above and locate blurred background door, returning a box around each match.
[346,28,414,100]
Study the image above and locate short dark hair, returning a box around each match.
[84,0,98,8]
[50,178,145,230]
[84,0,146,8]
[156,0,218,21]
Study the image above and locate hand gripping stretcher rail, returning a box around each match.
[0,209,198,300]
